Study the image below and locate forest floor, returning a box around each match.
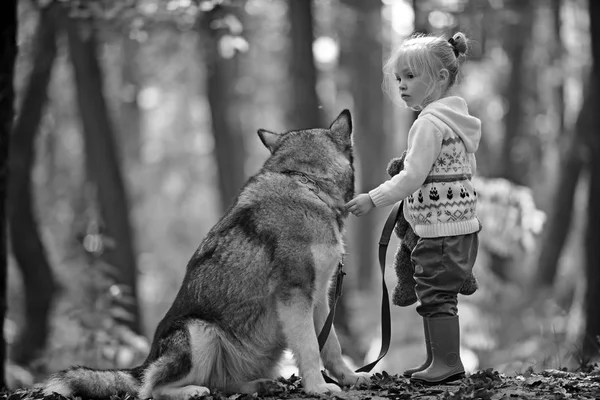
[4,367,600,400]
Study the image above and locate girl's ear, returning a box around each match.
[439,69,449,83]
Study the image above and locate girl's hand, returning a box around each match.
[346,193,375,217]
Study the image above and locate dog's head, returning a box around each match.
[257,110,355,202]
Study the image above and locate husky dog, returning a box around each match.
[41,110,369,400]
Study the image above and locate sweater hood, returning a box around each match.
[419,96,481,153]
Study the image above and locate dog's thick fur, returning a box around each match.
[41,110,369,400]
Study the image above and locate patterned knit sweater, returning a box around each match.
[369,96,482,238]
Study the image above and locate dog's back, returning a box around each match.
[41,110,366,400]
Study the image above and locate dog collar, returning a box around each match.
[282,170,330,204]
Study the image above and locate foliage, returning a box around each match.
[475,177,546,258]
[34,238,150,373]
[8,192,149,382]
[37,0,222,23]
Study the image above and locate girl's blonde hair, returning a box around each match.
[383,32,469,110]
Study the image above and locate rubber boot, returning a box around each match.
[402,318,431,377]
[410,316,465,384]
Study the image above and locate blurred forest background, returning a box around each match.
[1,0,600,391]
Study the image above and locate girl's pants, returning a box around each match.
[412,233,479,317]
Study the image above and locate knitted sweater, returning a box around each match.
[369,96,481,238]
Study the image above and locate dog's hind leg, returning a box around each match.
[139,325,212,400]
[313,289,371,387]
[277,289,340,395]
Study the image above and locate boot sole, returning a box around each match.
[410,372,465,385]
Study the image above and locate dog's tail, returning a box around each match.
[41,366,142,398]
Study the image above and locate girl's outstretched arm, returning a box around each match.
[369,119,443,208]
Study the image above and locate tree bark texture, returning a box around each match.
[64,11,141,334]
[198,5,247,213]
[8,5,58,365]
[287,0,323,129]
[0,0,18,389]
[583,0,600,358]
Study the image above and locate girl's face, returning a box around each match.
[394,58,436,110]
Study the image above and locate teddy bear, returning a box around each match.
[388,152,479,307]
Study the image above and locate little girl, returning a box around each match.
[346,32,481,384]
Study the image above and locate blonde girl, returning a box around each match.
[346,32,482,384]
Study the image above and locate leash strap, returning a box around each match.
[317,261,345,349]
[318,201,401,378]
[356,201,400,372]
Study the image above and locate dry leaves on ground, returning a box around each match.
[4,367,600,400]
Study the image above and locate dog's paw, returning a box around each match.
[149,384,211,400]
[178,385,211,400]
[304,382,341,395]
[337,371,371,387]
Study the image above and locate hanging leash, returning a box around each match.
[318,201,402,383]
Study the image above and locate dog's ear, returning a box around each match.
[329,109,353,147]
[257,129,280,154]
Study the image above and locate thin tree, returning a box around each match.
[339,0,386,292]
[62,9,142,334]
[534,0,573,288]
[197,4,247,213]
[489,0,534,281]
[0,0,18,389]
[118,35,142,166]
[287,0,323,129]
[8,4,58,365]
[583,0,600,358]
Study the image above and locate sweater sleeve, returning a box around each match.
[368,119,443,208]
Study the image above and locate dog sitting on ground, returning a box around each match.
[40,110,370,400]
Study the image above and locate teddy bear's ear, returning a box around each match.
[399,150,407,162]
[387,158,404,177]
[386,150,408,177]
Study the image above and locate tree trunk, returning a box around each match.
[63,10,141,334]
[8,5,58,365]
[287,0,323,129]
[501,0,534,185]
[198,5,247,213]
[118,36,142,166]
[489,0,534,281]
[0,0,18,389]
[340,0,386,292]
[534,95,589,288]
[551,0,565,137]
[583,0,600,358]
[531,0,574,289]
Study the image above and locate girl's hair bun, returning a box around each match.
[450,32,469,56]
